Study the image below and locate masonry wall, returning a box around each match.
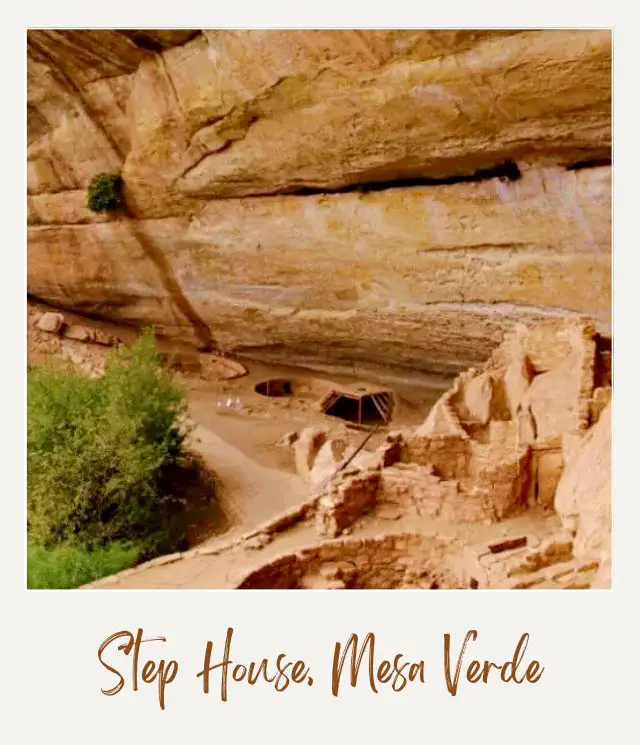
[315,471,380,537]
[236,533,463,589]
[403,434,471,478]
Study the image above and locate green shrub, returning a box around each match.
[27,541,139,589]
[87,172,123,212]
[27,329,191,555]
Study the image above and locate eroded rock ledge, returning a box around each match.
[27,30,611,377]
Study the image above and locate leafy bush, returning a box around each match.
[27,541,140,589]
[27,330,191,556]
[87,172,123,212]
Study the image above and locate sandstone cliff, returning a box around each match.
[27,30,611,376]
[555,401,612,563]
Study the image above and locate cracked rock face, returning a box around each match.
[555,402,611,561]
[27,29,611,377]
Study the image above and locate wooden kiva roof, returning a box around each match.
[319,386,394,426]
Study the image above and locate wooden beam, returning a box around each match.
[320,391,339,410]
[377,395,392,416]
[380,393,394,415]
[371,394,389,422]
[376,393,390,410]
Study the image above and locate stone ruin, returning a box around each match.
[237,533,460,590]
[238,317,612,590]
[29,308,249,381]
[85,317,612,591]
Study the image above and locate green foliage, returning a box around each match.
[27,329,191,556]
[87,172,123,212]
[27,541,139,589]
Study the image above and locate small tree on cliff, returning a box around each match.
[87,173,123,212]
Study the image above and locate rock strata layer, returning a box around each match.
[27,29,611,376]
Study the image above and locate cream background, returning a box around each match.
[7,2,636,743]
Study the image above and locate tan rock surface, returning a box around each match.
[555,402,611,561]
[175,30,611,197]
[309,438,349,488]
[520,352,583,440]
[36,311,65,333]
[452,372,494,426]
[502,354,534,417]
[27,29,611,378]
[294,427,328,480]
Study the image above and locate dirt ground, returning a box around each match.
[27,300,451,550]
[27,301,570,591]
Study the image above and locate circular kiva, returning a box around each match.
[254,378,294,397]
[236,533,463,589]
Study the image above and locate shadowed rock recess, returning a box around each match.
[28,29,611,377]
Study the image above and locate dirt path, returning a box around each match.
[93,504,562,590]
[191,422,309,544]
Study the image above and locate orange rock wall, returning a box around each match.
[27,30,611,376]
